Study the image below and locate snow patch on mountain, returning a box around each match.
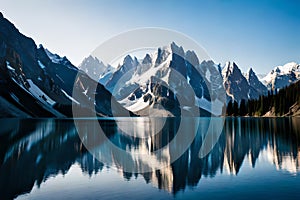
[27,79,56,106]
[37,60,46,69]
[61,89,80,105]
[6,61,15,71]
[44,48,67,64]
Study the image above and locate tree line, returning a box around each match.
[226,80,300,116]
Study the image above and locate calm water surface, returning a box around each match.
[0,117,300,199]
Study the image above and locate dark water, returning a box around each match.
[0,117,300,200]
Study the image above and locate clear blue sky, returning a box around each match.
[1,0,300,74]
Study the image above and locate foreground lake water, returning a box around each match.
[0,117,299,199]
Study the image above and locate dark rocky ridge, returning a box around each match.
[0,13,132,117]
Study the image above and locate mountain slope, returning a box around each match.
[0,13,131,117]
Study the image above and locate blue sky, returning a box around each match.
[1,0,300,74]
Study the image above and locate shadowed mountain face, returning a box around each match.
[0,118,299,199]
[222,62,268,102]
[0,13,131,117]
[246,68,268,99]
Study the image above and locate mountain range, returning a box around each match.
[0,12,299,117]
[81,48,299,116]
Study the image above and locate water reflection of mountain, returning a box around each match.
[0,118,299,199]
[0,119,104,199]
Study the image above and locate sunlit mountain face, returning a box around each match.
[0,118,300,199]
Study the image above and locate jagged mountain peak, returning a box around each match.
[142,53,152,65]
[222,62,266,102]
[121,55,139,69]
[222,61,241,78]
[87,55,100,63]
[185,50,199,68]
[247,67,254,74]
[78,55,108,78]
[245,67,257,80]
[79,55,103,67]
[200,60,215,66]
[225,61,238,71]
[273,66,281,73]
[170,41,184,55]
[123,54,133,63]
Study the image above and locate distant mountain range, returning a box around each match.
[0,12,299,117]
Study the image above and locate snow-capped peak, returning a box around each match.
[266,62,299,77]
[262,62,300,90]
[280,62,299,73]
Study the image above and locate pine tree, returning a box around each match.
[233,101,239,116]
[225,80,300,116]
[239,99,247,116]
[227,100,233,116]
